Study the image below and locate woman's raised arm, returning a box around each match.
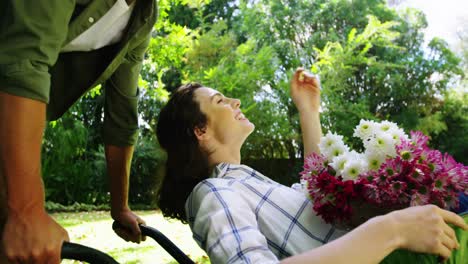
[290,68,322,158]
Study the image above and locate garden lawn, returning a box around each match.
[53,210,209,264]
[54,210,467,264]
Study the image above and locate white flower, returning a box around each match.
[340,151,368,181]
[364,132,397,158]
[364,150,385,171]
[330,154,349,176]
[353,120,378,141]
[324,141,349,161]
[377,120,399,132]
[319,132,348,160]
[342,160,366,181]
[387,127,409,144]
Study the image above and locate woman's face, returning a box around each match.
[194,87,254,146]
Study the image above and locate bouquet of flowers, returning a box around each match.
[300,119,468,230]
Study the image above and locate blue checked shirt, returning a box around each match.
[186,163,347,264]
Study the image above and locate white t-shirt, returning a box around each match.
[62,0,135,52]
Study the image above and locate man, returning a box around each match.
[0,0,158,263]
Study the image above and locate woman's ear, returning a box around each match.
[194,126,208,141]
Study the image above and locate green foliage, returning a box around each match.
[129,135,167,206]
[314,15,405,147]
[42,110,108,205]
[313,13,462,150]
[183,20,297,158]
[42,0,467,206]
[45,201,110,213]
[138,0,466,186]
[193,0,461,159]
[185,20,277,101]
[429,89,468,164]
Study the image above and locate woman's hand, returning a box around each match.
[290,67,321,113]
[389,205,467,260]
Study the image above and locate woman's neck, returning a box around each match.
[207,146,242,167]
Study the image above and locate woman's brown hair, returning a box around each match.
[156,83,211,222]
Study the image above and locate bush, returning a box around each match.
[129,134,167,207]
[42,115,109,205]
[42,112,166,207]
[243,158,303,186]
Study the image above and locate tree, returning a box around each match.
[198,0,462,157]
[148,0,464,161]
[42,0,466,204]
[428,17,468,164]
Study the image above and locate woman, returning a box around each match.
[155,68,467,264]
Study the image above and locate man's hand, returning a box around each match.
[2,206,69,264]
[112,209,146,243]
[290,67,321,113]
[105,145,145,243]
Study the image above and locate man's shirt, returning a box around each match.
[0,0,158,146]
[186,163,347,264]
[62,0,136,52]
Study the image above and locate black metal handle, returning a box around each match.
[112,221,195,264]
[61,242,119,264]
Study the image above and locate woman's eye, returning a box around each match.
[217,98,223,104]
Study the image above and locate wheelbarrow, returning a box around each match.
[61,242,119,263]
[61,223,195,264]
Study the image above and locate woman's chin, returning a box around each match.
[245,121,255,132]
[238,122,255,139]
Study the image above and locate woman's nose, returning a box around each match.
[231,98,241,108]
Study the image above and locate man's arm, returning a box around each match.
[0,1,75,263]
[105,144,146,243]
[101,33,152,243]
[0,92,69,264]
[0,93,45,225]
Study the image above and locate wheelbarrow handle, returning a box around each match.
[61,241,119,264]
[112,221,195,264]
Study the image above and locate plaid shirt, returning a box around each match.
[186,163,347,264]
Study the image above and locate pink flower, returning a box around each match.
[404,166,428,186]
[410,192,430,206]
[302,122,468,226]
[301,152,326,176]
[362,184,381,204]
[428,188,452,209]
[378,157,404,180]
[410,130,429,148]
[441,153,460,170]
[425,150,443,174]
[396,139,420,162]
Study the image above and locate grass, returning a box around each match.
[54,210,467,264]
[53,210,210,264]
